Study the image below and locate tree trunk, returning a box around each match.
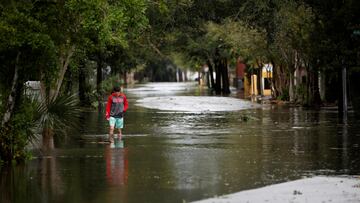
[289,68,295,102]
[206,71,210,88]
[214,57,222,94]
[42,128,55,152]
[52,45,75,100]
[271,61,277,98]
[178,69,183,82]
[64,68,73,94]
[97,52,103,103]
[221,59,230,94]
[256,61,263,96]
[78,62,87,105]
[1,52,20,127]
[338,66,348,114]
[207,59,215,89]
[309,67,321,106]
[304,63,310,105]
[274,63,283,98]
[314,72,322,106]
[123,71,128,85]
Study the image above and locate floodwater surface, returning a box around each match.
[1,82,360,203]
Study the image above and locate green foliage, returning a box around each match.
[33,94,81,135]
[277,88,289,101]
[0,1,47,49]
[273,1,315,67]
[0,93,81,165]
[1,0,149,162]
[177,17,268,72]
[0,1,57,87]
[0,0,148,99]
[0,99,36,165]
[169,52,192,70]
[100,75,125,95]
[205,19,268,65]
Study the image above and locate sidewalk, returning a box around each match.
[191,176,360,203]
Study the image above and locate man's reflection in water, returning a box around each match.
[105,145,128,186]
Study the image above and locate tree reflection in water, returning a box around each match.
[0,156,64,203]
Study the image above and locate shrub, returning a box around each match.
[0,100,36,165]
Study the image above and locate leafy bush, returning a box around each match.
[0,99,36,165]
[0,93,80,165]
[277,88,289,101]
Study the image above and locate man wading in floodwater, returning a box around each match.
[105,86,128,146]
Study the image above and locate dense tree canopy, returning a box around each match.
[0,0,148,163]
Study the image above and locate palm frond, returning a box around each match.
[33,93,81,136]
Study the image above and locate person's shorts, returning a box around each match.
[109,117,124,129]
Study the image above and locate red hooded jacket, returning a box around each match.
[105,92,128,119]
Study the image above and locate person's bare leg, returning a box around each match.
[109,126,115,143]
[117,128,122,141]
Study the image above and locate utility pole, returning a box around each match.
[342,66,347,113]
[341,64,348,124]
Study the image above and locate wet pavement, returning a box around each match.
[1,82,360,203]
[192,176,360,203]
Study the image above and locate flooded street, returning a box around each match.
[1,82,360,203]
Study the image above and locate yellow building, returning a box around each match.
[244,64,273,97]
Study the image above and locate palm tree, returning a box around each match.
[33,94,80,152]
